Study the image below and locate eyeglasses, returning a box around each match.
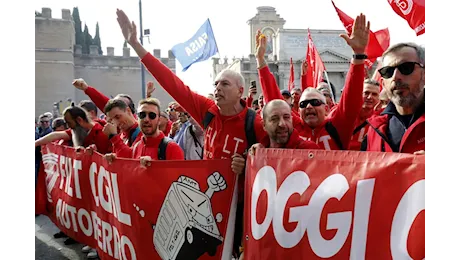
[378,61,424,79]
[137,111,157,120]
[299,99,325,108]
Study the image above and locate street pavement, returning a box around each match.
[35,215,88,260]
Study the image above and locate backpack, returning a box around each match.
[202,108,257,157]
[157,137,172,160]
[129,127,141,146]
[132,137,172,160]
[324,121,344,150]
[188,125,204,159]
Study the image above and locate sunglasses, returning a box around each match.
[137,111,157,120]
[299,99,324,108]
[378,61,424,79]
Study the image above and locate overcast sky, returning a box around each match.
[35,0,425,95]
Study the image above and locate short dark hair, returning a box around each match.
[104,99,128,114]
[79,100,98,115]
[115,94,136,114]
[382,42,425,65]
[52,118,66,130]
[63,106,90,123]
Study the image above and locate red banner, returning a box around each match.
[387,0,425,36]
[244,149,425,259]
[37,143,238,260]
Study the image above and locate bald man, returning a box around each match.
[255,100,319,149]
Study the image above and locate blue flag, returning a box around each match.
[171,19,219,72]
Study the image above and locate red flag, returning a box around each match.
[331,1,391,68]
[288,57,295,91]
[306,29,326,90]
[387,0,425,36]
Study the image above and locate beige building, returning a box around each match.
[213,6,366,102]
[35,8,176,118]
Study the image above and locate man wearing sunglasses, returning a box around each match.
[103,98,184,163]
[363,42,425,154]
[256,14,369,150]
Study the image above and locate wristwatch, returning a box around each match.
[353,54,368,60]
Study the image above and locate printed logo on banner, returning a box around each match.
[38,143,236,260]
[151,172,227,260]
[42,152,61,203]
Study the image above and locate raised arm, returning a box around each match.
[35,132,70,147]
[116,9,214,127]
[330,13,369,149]
[72,79,110,112]
[102,123,133,158]
[255,30,284,103]
[301,60,308,91]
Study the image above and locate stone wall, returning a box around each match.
[35,8,176,117]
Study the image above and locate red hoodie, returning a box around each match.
[165,120,172,137]
[112,131,184,160]
[258,63,365,150]
[108,122,143,157]
[141,53,267,159]
[259,129,320,149]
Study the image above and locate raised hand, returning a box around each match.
[116,9,138,46]
[103,123,118,137]
[231,153,246,175]
[140,156,152,167]
[72,78,88,91]
[207,172,227,192]
[146,81,155,98]
[255,30,267,62]
[301,60,308,76]
[104,153,117,164]
[339,13,370,54]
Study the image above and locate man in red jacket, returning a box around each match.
[116,9,267,257]
[104,98,184,163]
[255,14,369,150]
[102,99,143,152]
[363,42,425,154]
[255,99,319,149]
[159,111,172,136]
[35,106,111,154]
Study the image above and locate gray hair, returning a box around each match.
[364,78,380,87]
[301,87,327,104]
[382,42,425,65]
[216,69,245,87]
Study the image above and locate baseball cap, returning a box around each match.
[281,89,292,97]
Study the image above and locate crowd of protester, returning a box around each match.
[35,10,425,260]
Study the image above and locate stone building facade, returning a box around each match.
[35,8,176,118]
[212,6,360,102]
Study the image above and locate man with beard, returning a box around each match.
[363,42,425,154]
[35,106,111,154]
[254,100,319,149]
[103,98,184,163]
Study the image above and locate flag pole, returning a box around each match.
[323,70,336,104]
[139,0,146,99]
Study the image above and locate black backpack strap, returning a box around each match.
[189,125,202,148]
[129,127,141,146]
[325,121,344,150]
[245,109,257,150]
[353,120,369,135]
[158,137,172,160]
[202,111,215,130]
